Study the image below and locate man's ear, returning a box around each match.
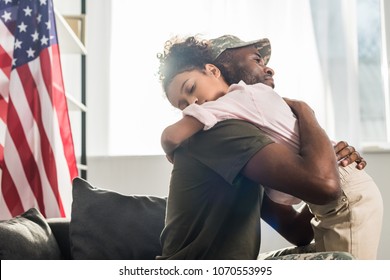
[205,64,221,78]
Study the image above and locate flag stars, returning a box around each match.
[26,47,35,58]
[1,10,11,22]
[41,35,49,45]
[18,22,28,32]
[8,0,58,68]
[31,31,39,41]
[14,39,22,49]
[4,0,13,4]
[23,6,33,16]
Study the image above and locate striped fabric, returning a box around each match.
[0,0,78,219]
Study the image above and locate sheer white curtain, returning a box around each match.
[310,0,360,145]
[108,0,325,155]
[310,0,389,148]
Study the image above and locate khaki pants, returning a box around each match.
[308,164,383,260]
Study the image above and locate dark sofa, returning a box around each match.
[0,177,167,260]
[47,218,72,259]
[0,177,354,260]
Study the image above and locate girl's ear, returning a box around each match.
[205,64,221,78]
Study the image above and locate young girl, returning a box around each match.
[161,63,383,259]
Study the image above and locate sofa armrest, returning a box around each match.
[47,218,72,260]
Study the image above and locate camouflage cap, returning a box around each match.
[209,35,271,65]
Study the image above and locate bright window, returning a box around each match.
[357,0,389,145]
[310,0,390,149]
[108,0,390,155]
[109,0,322,155]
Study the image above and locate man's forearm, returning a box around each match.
[242,99,341,204]
[288,100,341,198]
[261,195,314,246]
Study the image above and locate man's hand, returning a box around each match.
[334,141,366,170]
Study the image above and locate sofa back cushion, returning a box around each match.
[47,217,72,259]
[70,177,167,260]
[0,208,62,259]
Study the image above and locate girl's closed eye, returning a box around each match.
[186,82,196,95]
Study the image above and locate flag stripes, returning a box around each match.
[0,0,78,219]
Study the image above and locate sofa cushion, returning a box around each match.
[47,218,71,259]
[0,208,62,259]
[70,177,167,260]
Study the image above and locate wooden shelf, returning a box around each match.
[54,8,87,55]
[66,93,87,112]
[77,163,88,171]
[54,1,88,179]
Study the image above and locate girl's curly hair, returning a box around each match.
[157,36,214,95]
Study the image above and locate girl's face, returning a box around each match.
[166,64,228,110]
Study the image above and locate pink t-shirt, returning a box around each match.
[183,81,302,205]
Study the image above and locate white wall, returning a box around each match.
[87,152,390,259]
[87,155,171,197]
[362,151,390,260]
[54,0,112,156]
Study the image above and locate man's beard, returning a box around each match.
[233,67,262,85]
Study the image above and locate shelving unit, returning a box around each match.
[54,10,86,54]
[55,4,87,179]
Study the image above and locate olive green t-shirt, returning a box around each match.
[158,120,274,260]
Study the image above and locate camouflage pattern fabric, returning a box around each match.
[257,243,355,260]
[209,35,271,65]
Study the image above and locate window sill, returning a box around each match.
[362,143,390,154]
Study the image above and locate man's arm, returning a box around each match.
[261,140,366,246]
[261,195,314,246]
[161,115,204,158]
[242,99,341,205]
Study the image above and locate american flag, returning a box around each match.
[0,0,78,219]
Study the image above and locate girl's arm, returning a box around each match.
[161,115,204,157]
